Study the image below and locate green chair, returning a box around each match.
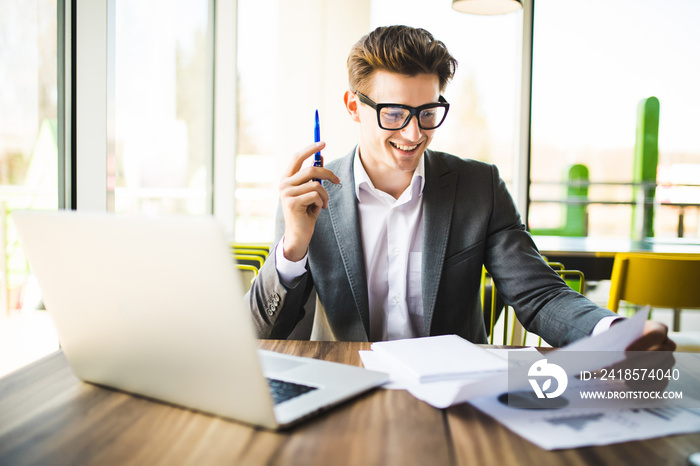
[529,164,590,237]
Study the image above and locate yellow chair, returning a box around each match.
[234,254,264,271]
[558,269,585,295]
[546,261,565,271]
[607,253,700,331]
[236,263,258,290]
[481,267,504,344]
[231,243,271,259]
[229,243,270,291]
[232,242,272,251]
[234,248,269,259]
[481,264,585,346]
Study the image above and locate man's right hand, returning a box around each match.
[278,141,340,262]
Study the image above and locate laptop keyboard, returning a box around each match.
[267,378,318,405]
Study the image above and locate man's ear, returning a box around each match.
[344,90,361,123]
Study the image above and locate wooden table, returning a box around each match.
[1,340,699,465]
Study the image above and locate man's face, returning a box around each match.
[350,71,441,178]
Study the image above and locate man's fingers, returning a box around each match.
[282,166,340,192]
[626,321,677,352]
[283,141,326,178]
[281,182,330,210]
[627,333,675,352]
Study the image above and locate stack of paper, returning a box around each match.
[360,334,518,408]
[359,308,651,410]
[370,334,508,382]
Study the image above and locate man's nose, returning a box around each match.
[400,115,422,140]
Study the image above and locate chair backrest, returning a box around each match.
[236,264,258,290]
[607,252,700,313]
[231,243,271,291]
[547,261,565,270]
[231,243,271,258]
[557,269,585,294]
[234,254,264,271]
[232,247,269,260]
[481,263,586,346]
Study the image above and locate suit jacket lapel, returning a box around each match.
[422,151,457,335]
[324,149,370,338]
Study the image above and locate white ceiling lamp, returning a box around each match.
[452,0,522,15]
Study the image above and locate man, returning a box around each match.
[247,25,674,351]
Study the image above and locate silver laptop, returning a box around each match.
[13,210,388,429]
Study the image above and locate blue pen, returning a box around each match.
[313,110,322,181]
[314,110,322,167]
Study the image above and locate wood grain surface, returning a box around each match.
[0,341,698,465]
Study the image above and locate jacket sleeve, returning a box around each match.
[482,165,616,347]
[245,205,315,339]
[245,241,315,339]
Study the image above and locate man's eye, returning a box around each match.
[383,110,405,122]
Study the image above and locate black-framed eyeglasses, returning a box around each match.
[355,91,450,130]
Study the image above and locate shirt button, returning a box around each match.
[392,248,400,255]
[392,296,399,304]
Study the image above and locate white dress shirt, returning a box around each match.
[353,150,425,341]
[276,149,618,340]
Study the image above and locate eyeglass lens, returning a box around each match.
[379,106,447,130]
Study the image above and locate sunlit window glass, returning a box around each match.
[235,0,279,243]
[113,0,211,215]
[0,0,59,374]
[529,0,700,239]
[370,0,520,184]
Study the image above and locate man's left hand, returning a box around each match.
[626,320,677,351]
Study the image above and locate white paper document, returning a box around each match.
[360,307,700,449]
[469,392,700,450]
[359,307,650,409]
[360,345,537,404]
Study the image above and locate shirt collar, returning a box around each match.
[353,146,426,202]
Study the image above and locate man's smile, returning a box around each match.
[390,141,420,152]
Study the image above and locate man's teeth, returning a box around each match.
[391,142,418,151]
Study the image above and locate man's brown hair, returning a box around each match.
[347,25,458,95]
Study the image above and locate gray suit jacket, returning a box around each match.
[247,149,615,346]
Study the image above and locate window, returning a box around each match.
[0,0,59,311]
[235,0,279,242]
[232,0,523,244]
[113,0,212,215]
[0,0,59,375]
[234,0,371,242]
[529,0,700,239]
[370,0,521,183]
